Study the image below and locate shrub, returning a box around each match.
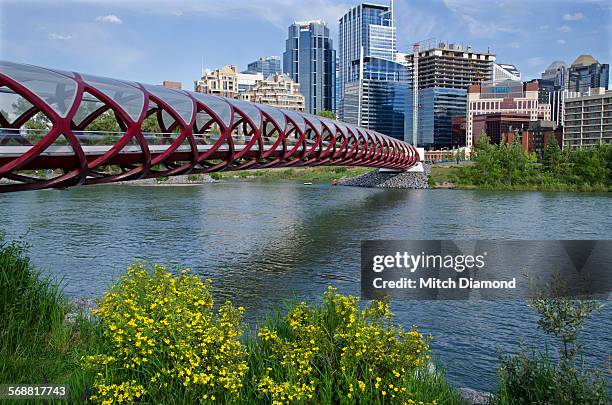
[248,287,446,404]
[84,263,247,403]
[187,173,202,182]
[497,346,608,405]
[209,172,222,180]
[496,282,608,405]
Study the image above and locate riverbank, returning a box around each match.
[2,235,607,404]
[444,137,611,192]
[0,238,463,404]
[428,164,611,192]
[209,166,374,183]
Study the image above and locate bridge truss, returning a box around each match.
[0,61,419,192]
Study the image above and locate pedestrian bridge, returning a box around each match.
[0,61,419,192]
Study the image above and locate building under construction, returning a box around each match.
[402,41,496,90]
[402,42,496,148]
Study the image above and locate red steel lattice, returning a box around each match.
[0,61,419,192]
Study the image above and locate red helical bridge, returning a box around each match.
[0,61,419,193]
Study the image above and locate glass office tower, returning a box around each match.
[283,20,336,115]
[246,57,281,78]
[568,54,609,94]
[338,2,408,140]
[405,88,467,148]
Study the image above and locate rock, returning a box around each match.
[116,174,217,185]
[457,387,493,405]
[65,298,98,323]
[338,164,431,189]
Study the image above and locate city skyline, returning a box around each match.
[1,0,610,88]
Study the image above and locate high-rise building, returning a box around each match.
[563,88,612,148]
[195,66,266,99]
[194,65,238,98]
[236,72,264,94]
[338,2,408,140]
[493,63,521,83]
[283,20,335,115]
[541,61,568,89]
[246,56,281,78]
[536,78,580,127]
[406,87,467,147]
[568,54,609,94]
[239,73,305,111]
[466,80,551,147]
[401,42,496,148]
[402,42,495,89]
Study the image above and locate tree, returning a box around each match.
[12,97,51,131]
[543,136,562,173]
[317,110,336,120]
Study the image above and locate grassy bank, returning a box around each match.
[2,236,607,404]
[0,237,461,404]
[0,235,100,401]
[210,166,374,183]
[428,138,611,192]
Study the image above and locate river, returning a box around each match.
[1,181,610,392]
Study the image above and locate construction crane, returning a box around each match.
[412,41,419,147]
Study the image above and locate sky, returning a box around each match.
[0,0,610,88]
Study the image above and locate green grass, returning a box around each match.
[0,234,102,403]
[1,241,466,404]
[214,166,374,183]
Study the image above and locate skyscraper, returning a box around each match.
[246,56,281,78]
[541,61,568,89]
[568,54,609,94]
[283,20,335,115]
[338,2,408,141]
[493,63,521,83]
[402,42,496,148]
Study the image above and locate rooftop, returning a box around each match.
[571,54,598,67]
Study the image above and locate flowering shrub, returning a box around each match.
[253,287,437,404]
[83,263,247,404]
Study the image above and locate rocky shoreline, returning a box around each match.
[338,164,431,189]
[114,174,216,186]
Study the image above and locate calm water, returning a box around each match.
[1,182,610,391]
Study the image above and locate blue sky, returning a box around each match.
[1,0,610,88]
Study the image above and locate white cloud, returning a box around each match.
[558,25,572,33]
[539,25,549,31]
[527,57,544,67]
[509,42,520,48]
[83,1,351,32]
[562,13,584,21]
[49,33,72,41]
[458,14,517,37]
[556,39,566,45]
[95,14,123,24]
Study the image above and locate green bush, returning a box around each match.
[497,347,608,405]
[84,263,247,403]
[246,287,461,405]
[456,135,611,191]
[496,283,608,405]
[209,172,222,181]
